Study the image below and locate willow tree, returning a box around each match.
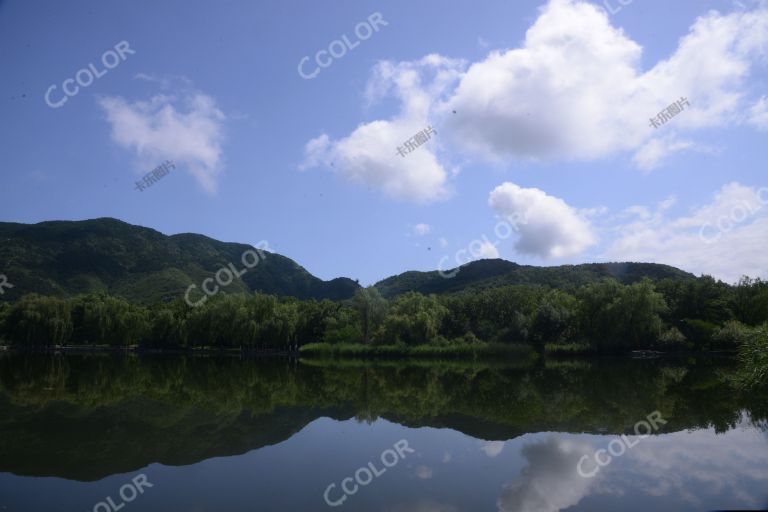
[353,287,387,344]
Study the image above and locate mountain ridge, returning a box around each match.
[0,217,698,303]
[0,217,358,302]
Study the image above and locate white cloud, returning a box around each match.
[580,205,609,218]
[438,237,449,249]
[317,0,768,181]
[301,55,464,203]
[632,137,695,172]
[608,422,768,507]
[605,182,768,282]
[747,96,768,129]
[412,223,431,236]
[300,1,768,203]
[99,90,226,193]
[489,182,597,259]
[440,0,768,167]
[475,240,501,259]
[499,424,768,512]
[300,122,449,203]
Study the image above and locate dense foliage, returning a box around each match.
[375,259,695,298]
[0,218,358,302]
[736,324,768,391]
[1,275,766,354]
[0,218,696,305]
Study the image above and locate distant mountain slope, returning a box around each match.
[0,218,359,302]
[0,218,698,304]
[374,258,696,298]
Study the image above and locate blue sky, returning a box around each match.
[1,0,767,285]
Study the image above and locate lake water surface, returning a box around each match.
[0,353,766,512]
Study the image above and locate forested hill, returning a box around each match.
[374,259,696,298]
[0,218,358,302]
[0,218,696,304]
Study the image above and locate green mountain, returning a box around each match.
[0,218,696,304]
[374,258,696,298]
[0,218,358,303]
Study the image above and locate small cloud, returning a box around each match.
[632,137,694,172]
[133,73,193,90]
[412,223,432,236]
[481,441,506,458]
[476,240,501,259]
[416,465,433,479]
[747,96,768,130]
[658,195,677,211]
[580,206,609,218]
[438,237,449,249]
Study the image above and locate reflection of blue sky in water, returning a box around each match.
[498,416,768,512]
[1,416,766,511]
[385,499,459,512]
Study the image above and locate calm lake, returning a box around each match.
[0,353,766,512]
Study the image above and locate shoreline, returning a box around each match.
[0,343,738,359]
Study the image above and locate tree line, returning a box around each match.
[0,276,766,356]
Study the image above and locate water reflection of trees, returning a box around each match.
[0,354,763,480]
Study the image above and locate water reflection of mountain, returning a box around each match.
[0,354,763,481]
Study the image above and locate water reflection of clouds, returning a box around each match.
[498,427,768,512]
[416,465,433,479]
[481,441,506,458]
[497,437,596,512]
[603,427,768,508]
